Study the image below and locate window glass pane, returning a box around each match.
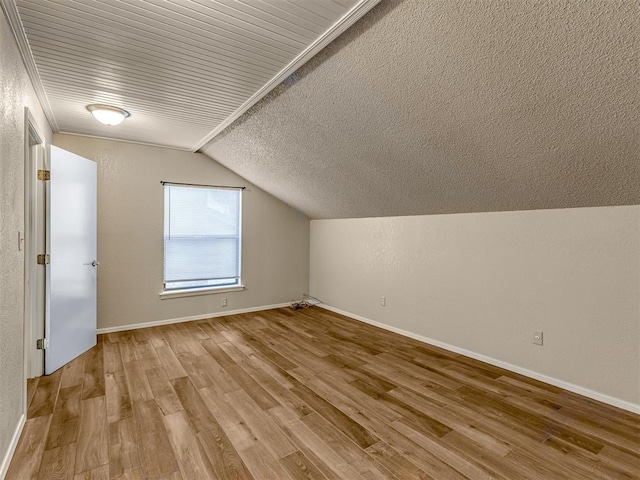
[163,185,241,290]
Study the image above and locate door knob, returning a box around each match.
[91,260,100,267]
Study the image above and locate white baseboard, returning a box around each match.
[0,413,25,480]
[97,303,291,334]
[319,304,640,415]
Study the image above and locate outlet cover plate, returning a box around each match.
[533,331,543,346]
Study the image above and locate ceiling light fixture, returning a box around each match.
[86,104,130,126]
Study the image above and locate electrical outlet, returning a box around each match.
[533,331,543,346]
[221,297,227,308]
[380,296,386,307]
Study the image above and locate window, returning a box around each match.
[163,183,242,292]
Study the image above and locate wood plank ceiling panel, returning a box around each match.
[13,0,371,149]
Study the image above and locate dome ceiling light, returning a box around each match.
[86,104,130,126]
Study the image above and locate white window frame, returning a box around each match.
[160,183,244,299]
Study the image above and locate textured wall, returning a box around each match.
[53,134,310,330]
[204,0,639,219]
[310,206,640,406]
[0,7,52,471]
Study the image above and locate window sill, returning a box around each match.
[159,285,245,300]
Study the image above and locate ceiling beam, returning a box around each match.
[190,0,383,152]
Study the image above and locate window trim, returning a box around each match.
[159,284,245,300]
[162,183,242,295]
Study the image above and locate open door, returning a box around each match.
[45,146,98,374]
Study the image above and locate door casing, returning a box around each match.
[23,107,46,391]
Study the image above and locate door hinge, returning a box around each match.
[36,338,49,350]
[37,169,50,181]
[36,254,50,265]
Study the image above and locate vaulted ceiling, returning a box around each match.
[5,0,639,218]
[203,0,639,218]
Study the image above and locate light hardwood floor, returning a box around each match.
[7,307,640,479]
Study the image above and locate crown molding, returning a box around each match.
[56,131,193,152]
[191,0,383,152]
[0,0,58,132]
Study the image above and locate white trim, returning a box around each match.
[0,0,58,131]
[319,304,640,415]
[56,132,192,152]
[23,108,46,386]
[97,303,290,334]
[191,0,383,151]
[159,285,245,299]
[0,413,25,480]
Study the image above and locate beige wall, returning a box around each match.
[310,206,640,409]
[0,7,52,473]
[53,134,310,331]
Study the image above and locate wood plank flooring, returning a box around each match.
[7,307,640,479]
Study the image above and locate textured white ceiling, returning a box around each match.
[203,0,640,219]
[10,0,377,149]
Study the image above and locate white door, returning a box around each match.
[45,146,97,374]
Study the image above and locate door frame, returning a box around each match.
[23,107,46,395]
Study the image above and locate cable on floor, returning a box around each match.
[290,293,323,310]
